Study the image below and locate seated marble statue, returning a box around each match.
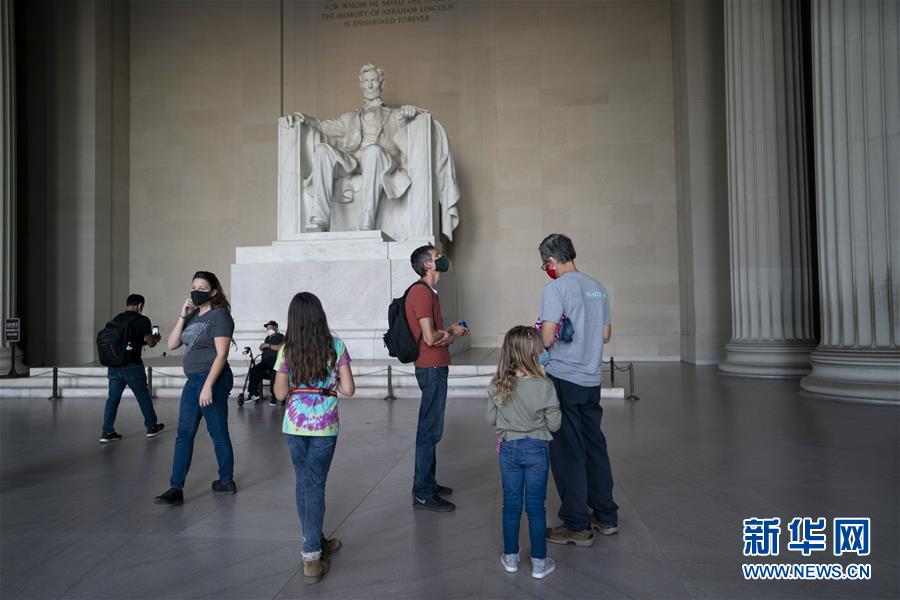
[278,64,458,240]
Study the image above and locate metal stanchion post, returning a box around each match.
[7,342,17,377]
[609,356,615,387]
[383,365,396,401]
[48,367,61,400]
[627,363,640,401]
[147,366,154,399]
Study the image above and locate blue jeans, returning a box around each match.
[284,434,337,554]
[413,366,449,498]
[103,364,158,433]
[500,438,550,559]
[169,367,234,489]
[548,374,619,531]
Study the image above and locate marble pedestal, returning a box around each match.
[230,231,467,360]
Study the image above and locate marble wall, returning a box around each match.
[125,0,683,360]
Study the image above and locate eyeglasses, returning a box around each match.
[540,259,554,271]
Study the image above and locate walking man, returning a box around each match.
[99,294,165,443]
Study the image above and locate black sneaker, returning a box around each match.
[435,484,454,496]
[99,432,122,443]
[413,494,455,512]
[268,398,277,406]
[212,479,237,494]
[146,423,166,438]
[154,487,183,506]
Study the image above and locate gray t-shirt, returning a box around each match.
[181,307,235,375]
[538,271,611,387]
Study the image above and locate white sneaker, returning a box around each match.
[500,553,519,573]
[248,394,261,403]
[531,557,556,579]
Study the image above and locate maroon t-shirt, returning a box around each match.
[405,282,451,368]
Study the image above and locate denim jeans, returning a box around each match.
[284,434,337,554]
[103,364,158,433]
[548,374,619,531]
[169,367,234,489]
[413,366,449,498]
[499,438,550,559]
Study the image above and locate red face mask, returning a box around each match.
[545,262,559,280]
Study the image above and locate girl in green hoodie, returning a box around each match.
[487,325,561,580]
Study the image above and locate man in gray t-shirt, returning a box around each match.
[537,233,619,547]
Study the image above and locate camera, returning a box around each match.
[242,346,251,355]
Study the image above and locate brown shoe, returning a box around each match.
[591,516,619,536]
[321,536,342,555]
[546,525,595,547]
[303,556,330,584]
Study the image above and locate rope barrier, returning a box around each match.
[21,355,640,402]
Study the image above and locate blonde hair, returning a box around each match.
[490,325,546,405]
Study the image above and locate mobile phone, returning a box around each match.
[459,320,468,329]
[152,325,160,336]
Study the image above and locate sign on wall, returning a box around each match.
[4,318,20,343]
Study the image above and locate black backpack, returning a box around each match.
[383,281,430,363]
[96,313,140,367]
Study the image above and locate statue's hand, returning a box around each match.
[280,112,306,128]
[398,105,425,120]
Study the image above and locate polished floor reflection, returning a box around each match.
[1,364,898,599]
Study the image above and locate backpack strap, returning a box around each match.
[403,280,436,341]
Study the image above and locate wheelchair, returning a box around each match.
[236,347,275,407]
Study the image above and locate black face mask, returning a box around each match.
[191,290,211,306]
[434,255,450,272]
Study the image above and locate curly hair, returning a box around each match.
[490,325,546,405]
[283,292,337,386]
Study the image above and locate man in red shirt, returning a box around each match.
[405,244,468,511]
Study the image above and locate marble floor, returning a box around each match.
[0,364,898,600]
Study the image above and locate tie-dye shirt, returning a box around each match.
[274,338,351,436]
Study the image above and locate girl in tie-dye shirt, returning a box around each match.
[273,292,355,584]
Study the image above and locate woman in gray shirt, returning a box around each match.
[154,271,236,506]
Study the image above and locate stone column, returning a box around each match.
[720,0,818,378]
[800,0,900,403]
[0,0,23,373]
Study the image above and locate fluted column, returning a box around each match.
[0,0,22,373]
[801,0,900,403]
[720,0,818,378]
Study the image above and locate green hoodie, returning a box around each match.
[487,377,561,442]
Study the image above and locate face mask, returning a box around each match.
[191,290,211,306]
[545,262,559,280]
[266,329,276,335]
[434,255,450,272]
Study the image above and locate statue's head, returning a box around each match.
[358,63,385,101]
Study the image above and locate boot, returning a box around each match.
[303,555,330,584]
[321,535,342,555]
